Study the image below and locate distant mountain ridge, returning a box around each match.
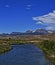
[0,28,54,36]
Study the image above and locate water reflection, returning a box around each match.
[0,44,53,65]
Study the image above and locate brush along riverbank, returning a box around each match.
[37,40,55,65]
[0,43,12,54]
[0,39,55,65]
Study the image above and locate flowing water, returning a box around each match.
[0,44,53,65]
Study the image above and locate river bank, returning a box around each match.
[0,40,55,65]
[0,44,53,65]
[0,43,12,54]
[37,40,55,65]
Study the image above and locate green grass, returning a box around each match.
[0,38,55,64]
[0,44,12,54]
[38,40,55,65]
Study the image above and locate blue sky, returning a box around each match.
[0,0,55,33]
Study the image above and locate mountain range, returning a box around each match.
[0,28,54,36]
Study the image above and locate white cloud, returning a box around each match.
[26,7,31,10]
[46,26,54,30]
[36,21,43,24]
[27,5,32,7]
[32,10,55,30]
[5,5,10,8]
[26,4,32,10]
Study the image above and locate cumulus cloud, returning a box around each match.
[32,10,55,30]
